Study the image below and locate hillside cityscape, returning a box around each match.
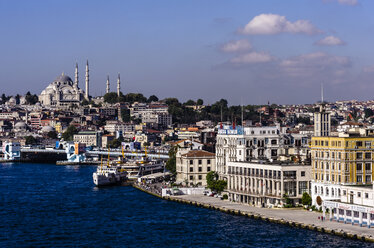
[3,0,374,247]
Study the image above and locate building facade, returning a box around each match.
[176,150,215,187]
[227,161,311,207]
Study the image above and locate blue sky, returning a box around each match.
[1,0,374,105]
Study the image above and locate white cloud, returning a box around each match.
[338,0,358,5]
[229,52,275,64]
[363,65,374,73]
[323,0,358,6]
[315,35,345,46]
[279,52,350,79]
[221,40,252,52]
[239,13,321,35]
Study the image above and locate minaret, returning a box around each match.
[117,73,121,97]
[85,60,89,99]
[106,75,110,94]
[75,63,79,87]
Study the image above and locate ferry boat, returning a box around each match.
[120,157,165,181]
[93,157,127,186]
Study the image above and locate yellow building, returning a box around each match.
[55,122,62,133]
[311,135,374,185]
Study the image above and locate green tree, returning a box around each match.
[206,171,227,193]
[81,98,89,106]
[25,91,38,105]
[301,192,312,206]
[184,99,196,106]
[196,99,204,105]
[62,125,78,141]
[147,95,159,103]
[104,92,119,104]
[25,136,37,145]
[365,108,374,119]
[108,138,121,148]
[47,131,58,139]
[166,146,178,174]
[120,109,131,122]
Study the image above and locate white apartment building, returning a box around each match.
[104,121,135,134]
[227,161,311,207]
[130,103,169,119]
[322,184,374,227]
[216,124,310,179]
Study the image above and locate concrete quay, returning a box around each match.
[132,183,374,242]
[162,194,374,242]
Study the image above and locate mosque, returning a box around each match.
[39,61,122,108]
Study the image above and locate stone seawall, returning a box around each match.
[132,185,374,243]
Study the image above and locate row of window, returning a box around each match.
[228,167,305,178]
[314,140,372,148]
[189,175,204,180]
[314,151,372,159]
[315,186,371,199]
[314,173,372,183]
[189,159,211,165]
[189,167,211,172]
[314,162,372,172]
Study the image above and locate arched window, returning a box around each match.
[315,186,317,194]
[326,187,329,196]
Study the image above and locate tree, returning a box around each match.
[62,125,78,141]
[166,146,178,174]
[121,109,131,122]
[206,171,227,193]
[104,92,119,104]
[184,99,196,106]
[81,99,89,106]
[301,192,312,206]
[196,99,204,105]
[25,91,38,105]
[108,139,121,148]
[47,131,58,139]
[25,136,37,145]
[147,95,159,103]
[365,108,374,119]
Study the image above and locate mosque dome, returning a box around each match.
[54,73,73,84]
[15,121,26,128]
[41,126,55,133]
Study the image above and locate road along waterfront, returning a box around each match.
[133,183,374,243]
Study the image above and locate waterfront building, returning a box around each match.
[176,150,215,187]
[311,104,374,207]
[73,131,102,147]
[322,184,374,227]
[227,161,311,207]
[215,124,310,180]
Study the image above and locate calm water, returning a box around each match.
[0,163,371,248]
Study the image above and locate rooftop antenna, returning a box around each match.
[241,98,244,126]
[321,83,324,103]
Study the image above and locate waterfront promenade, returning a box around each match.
[168,194,374,241]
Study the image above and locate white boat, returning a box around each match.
[93,164,127,187]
